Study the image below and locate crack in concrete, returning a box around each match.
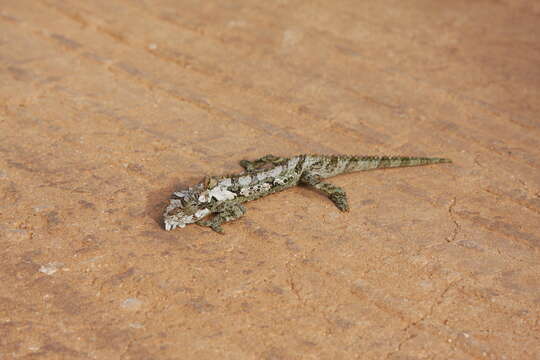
[285,262,304,305]
[446,197,461,243]
[426,279,461,320]
[385,278,461,359]
[385,332,416,360]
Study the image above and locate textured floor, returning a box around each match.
[1,1,539,359]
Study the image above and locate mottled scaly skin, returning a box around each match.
[163,154,451,233]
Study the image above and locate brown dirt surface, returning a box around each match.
[1,1,539,359]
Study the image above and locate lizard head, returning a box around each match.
[163,187,211,231]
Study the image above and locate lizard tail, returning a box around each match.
[344,155,451,173]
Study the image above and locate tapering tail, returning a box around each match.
[344,155,451,173]
[301,154,451,179]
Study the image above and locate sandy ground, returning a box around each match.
[1,1,539,359]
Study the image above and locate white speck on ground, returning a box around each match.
[39,262,63,275]
[282,29,302,48]
[121,298,143,311]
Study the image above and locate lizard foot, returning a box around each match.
[330,192,350,212]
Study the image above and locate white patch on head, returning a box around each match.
[274,177,286,185]
[208,186,237,201]
[195,208,211,218]
[238,175,251,186]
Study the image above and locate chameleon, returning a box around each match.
[163,154,451,233]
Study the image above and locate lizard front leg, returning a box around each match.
[196,203,247,233]
[300,173,350,212]
[240,154,287,172]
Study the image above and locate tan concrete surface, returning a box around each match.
[1,1,539,359]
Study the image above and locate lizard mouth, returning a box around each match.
[164,218,186,231]
[164,208,212,230]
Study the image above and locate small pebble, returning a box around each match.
[39,262,63,275]
[121,298,143,311]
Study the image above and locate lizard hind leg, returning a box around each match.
[240,154,287,172]
[196,203,247,233]
[300,173,350,212]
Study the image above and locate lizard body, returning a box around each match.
[163,154,451,233]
